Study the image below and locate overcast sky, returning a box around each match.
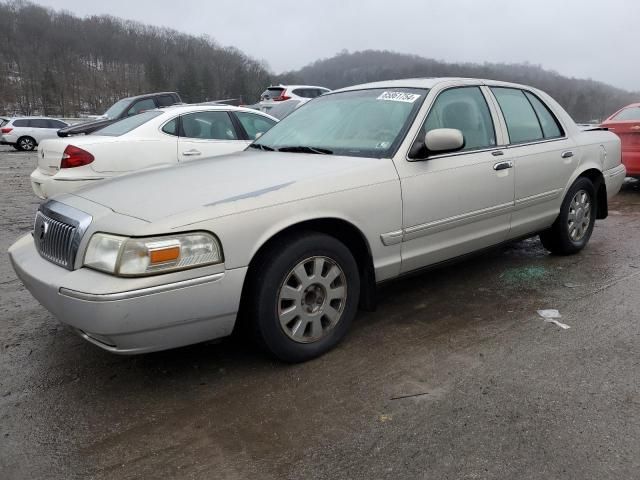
[32,0,640,91]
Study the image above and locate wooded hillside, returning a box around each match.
[0,1,271,116]
[279,50,639,122]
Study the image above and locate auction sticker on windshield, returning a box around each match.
[377,91,421,103]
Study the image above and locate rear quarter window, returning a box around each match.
[13,119,29,127]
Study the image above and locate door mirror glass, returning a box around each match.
[424,128,464,153]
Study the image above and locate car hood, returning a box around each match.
[70,150,397,223]
[57,118,116,136]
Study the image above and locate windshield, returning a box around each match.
[94,111,163,136]
[103,98,132,119]
[253,88,427,158]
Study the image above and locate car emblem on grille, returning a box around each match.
[39,220,49,240]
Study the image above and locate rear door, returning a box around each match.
[29,118,57,143]
[177,110,247,162]
[603,105,640,176]
[488,87,576,238]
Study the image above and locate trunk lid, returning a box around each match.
[605,121,640,153]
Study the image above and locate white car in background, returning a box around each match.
[0,117,70,151]
[31,105,277,199]
[259,85,330,115]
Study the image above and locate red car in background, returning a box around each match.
[601,103,640,178]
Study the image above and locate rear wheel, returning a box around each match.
[540,177,596,255]
[249,232,360,362]
[17,136,36,151]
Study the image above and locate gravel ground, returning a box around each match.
[1,145,639,479]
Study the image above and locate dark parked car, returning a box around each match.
[57,92,182,137]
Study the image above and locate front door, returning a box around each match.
[396,86,515,273]
[177,111,249,162]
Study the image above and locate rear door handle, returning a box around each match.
[182,149,201,156]
[493,160,513,171]
[561,151,574,159]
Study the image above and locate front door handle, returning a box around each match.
[493,160,513,171]
[630,125,640,130]
[182,149,201,156]
[561,151,574,159]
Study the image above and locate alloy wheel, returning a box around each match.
[567,189,591,242]
[277,256,347,344]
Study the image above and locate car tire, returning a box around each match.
[12,144,21,151]
[540,177,596,255]
[248,232,360,363]
[17,136,36,151]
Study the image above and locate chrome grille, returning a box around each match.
[33,201,92,270]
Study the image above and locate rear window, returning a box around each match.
[612,107,640,121]
[261,88,284,101]
[157,95,177,107]
[94,111,163,136]
[292,88,327,99]
[0,119,8,127]
[13,119,29,127]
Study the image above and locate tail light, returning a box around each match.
[1,127,12,134]
[61,145,94,168]
[274,91,291,102]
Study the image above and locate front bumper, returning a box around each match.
[8,234,247,354]
[30,168,104,199]
[604,163,626,198]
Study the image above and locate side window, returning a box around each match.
[524,92,563,139]
[30,119,50,128]
[235,112,277,139]
[47,120,67,129]
[491,88,543,144]
[157,95,176,107]
[127,98,156,116]
[180,111,238,140]
[13,119,29,127]
[161,117,178,136]
[412,86,496,157]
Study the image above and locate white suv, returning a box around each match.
[258,85,330,115]
[0,117,69,151]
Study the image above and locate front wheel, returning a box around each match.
[249,232,360,362]
[540,177,596,255]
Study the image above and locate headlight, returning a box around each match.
[84,232,222,276]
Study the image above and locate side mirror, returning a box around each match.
[424,128,464,153]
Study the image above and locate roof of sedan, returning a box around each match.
[334,77,530,92]
[156,104,275,116]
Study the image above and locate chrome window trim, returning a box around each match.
[59,272,224,302]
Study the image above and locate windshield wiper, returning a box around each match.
[277,145,333,155]
[248,143,275,151]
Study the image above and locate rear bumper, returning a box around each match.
[8,234,246,354]
[604,164,626,198]
[30,168,104,199]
